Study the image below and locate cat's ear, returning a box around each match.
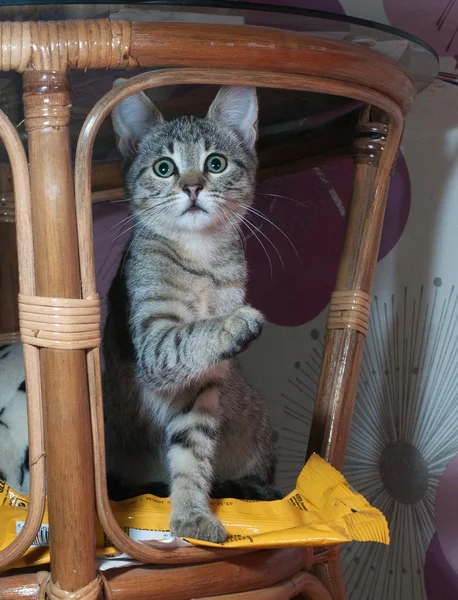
[207,86,258,150]
[111,78,163,158]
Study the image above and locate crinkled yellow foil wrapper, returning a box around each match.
[0,454,389,570]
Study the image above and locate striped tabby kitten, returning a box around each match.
[104,83,277,543]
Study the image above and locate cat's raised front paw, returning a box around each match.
[220,306,264,358]
[171,512,227,543]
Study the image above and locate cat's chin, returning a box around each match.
[177,211,219,233]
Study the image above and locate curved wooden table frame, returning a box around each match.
[0,17,416,600]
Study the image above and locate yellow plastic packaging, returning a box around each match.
[0,454,389,570]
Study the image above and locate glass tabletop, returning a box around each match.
[0,2,439,168]
[0,1,439,92]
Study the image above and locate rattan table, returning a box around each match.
[0,3,437,599]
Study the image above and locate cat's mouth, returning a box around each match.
[182,204,208,216]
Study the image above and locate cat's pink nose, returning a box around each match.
[183,184,203,201]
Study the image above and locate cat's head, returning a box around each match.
[111,82,258,238]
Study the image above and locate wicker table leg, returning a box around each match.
[22,70,97,592]
[307,107,402,599]
[198,571,332,599]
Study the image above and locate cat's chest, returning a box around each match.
[186,280,244,319]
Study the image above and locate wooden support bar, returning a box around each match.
[307,110,390,468]
[0,549,310,600]
[130,23,414,115]
[199,571,332,599]
[23,70,96,591]
[0,21,415,114]
[307,108,399,600]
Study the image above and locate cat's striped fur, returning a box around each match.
[104,83,278,543]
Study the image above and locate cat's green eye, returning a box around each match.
[206,154,227,174]
[153,158,176,178]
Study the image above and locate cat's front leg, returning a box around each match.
[133,305,263,390]
[219,305,264,358]
[166,384,226,543]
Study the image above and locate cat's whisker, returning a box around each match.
[106,212,136,238]
[103,198,130,205]
[120,218,153,277]
[219,205,246,251]
[230,210,275,278]
[215,207,240,247]
[99,211,139,271]
[255,191,310,209]
[110,200,179,243]
[99,200,182,277]
[97,233,128,281]
[111,214,155,243]
[97,245,127,284]
[239,203,303,265]
[107,209,152,242]
[232,208,285,271]
[118,204,174,273]
[245,217,284,271]
[110,220,138,243]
